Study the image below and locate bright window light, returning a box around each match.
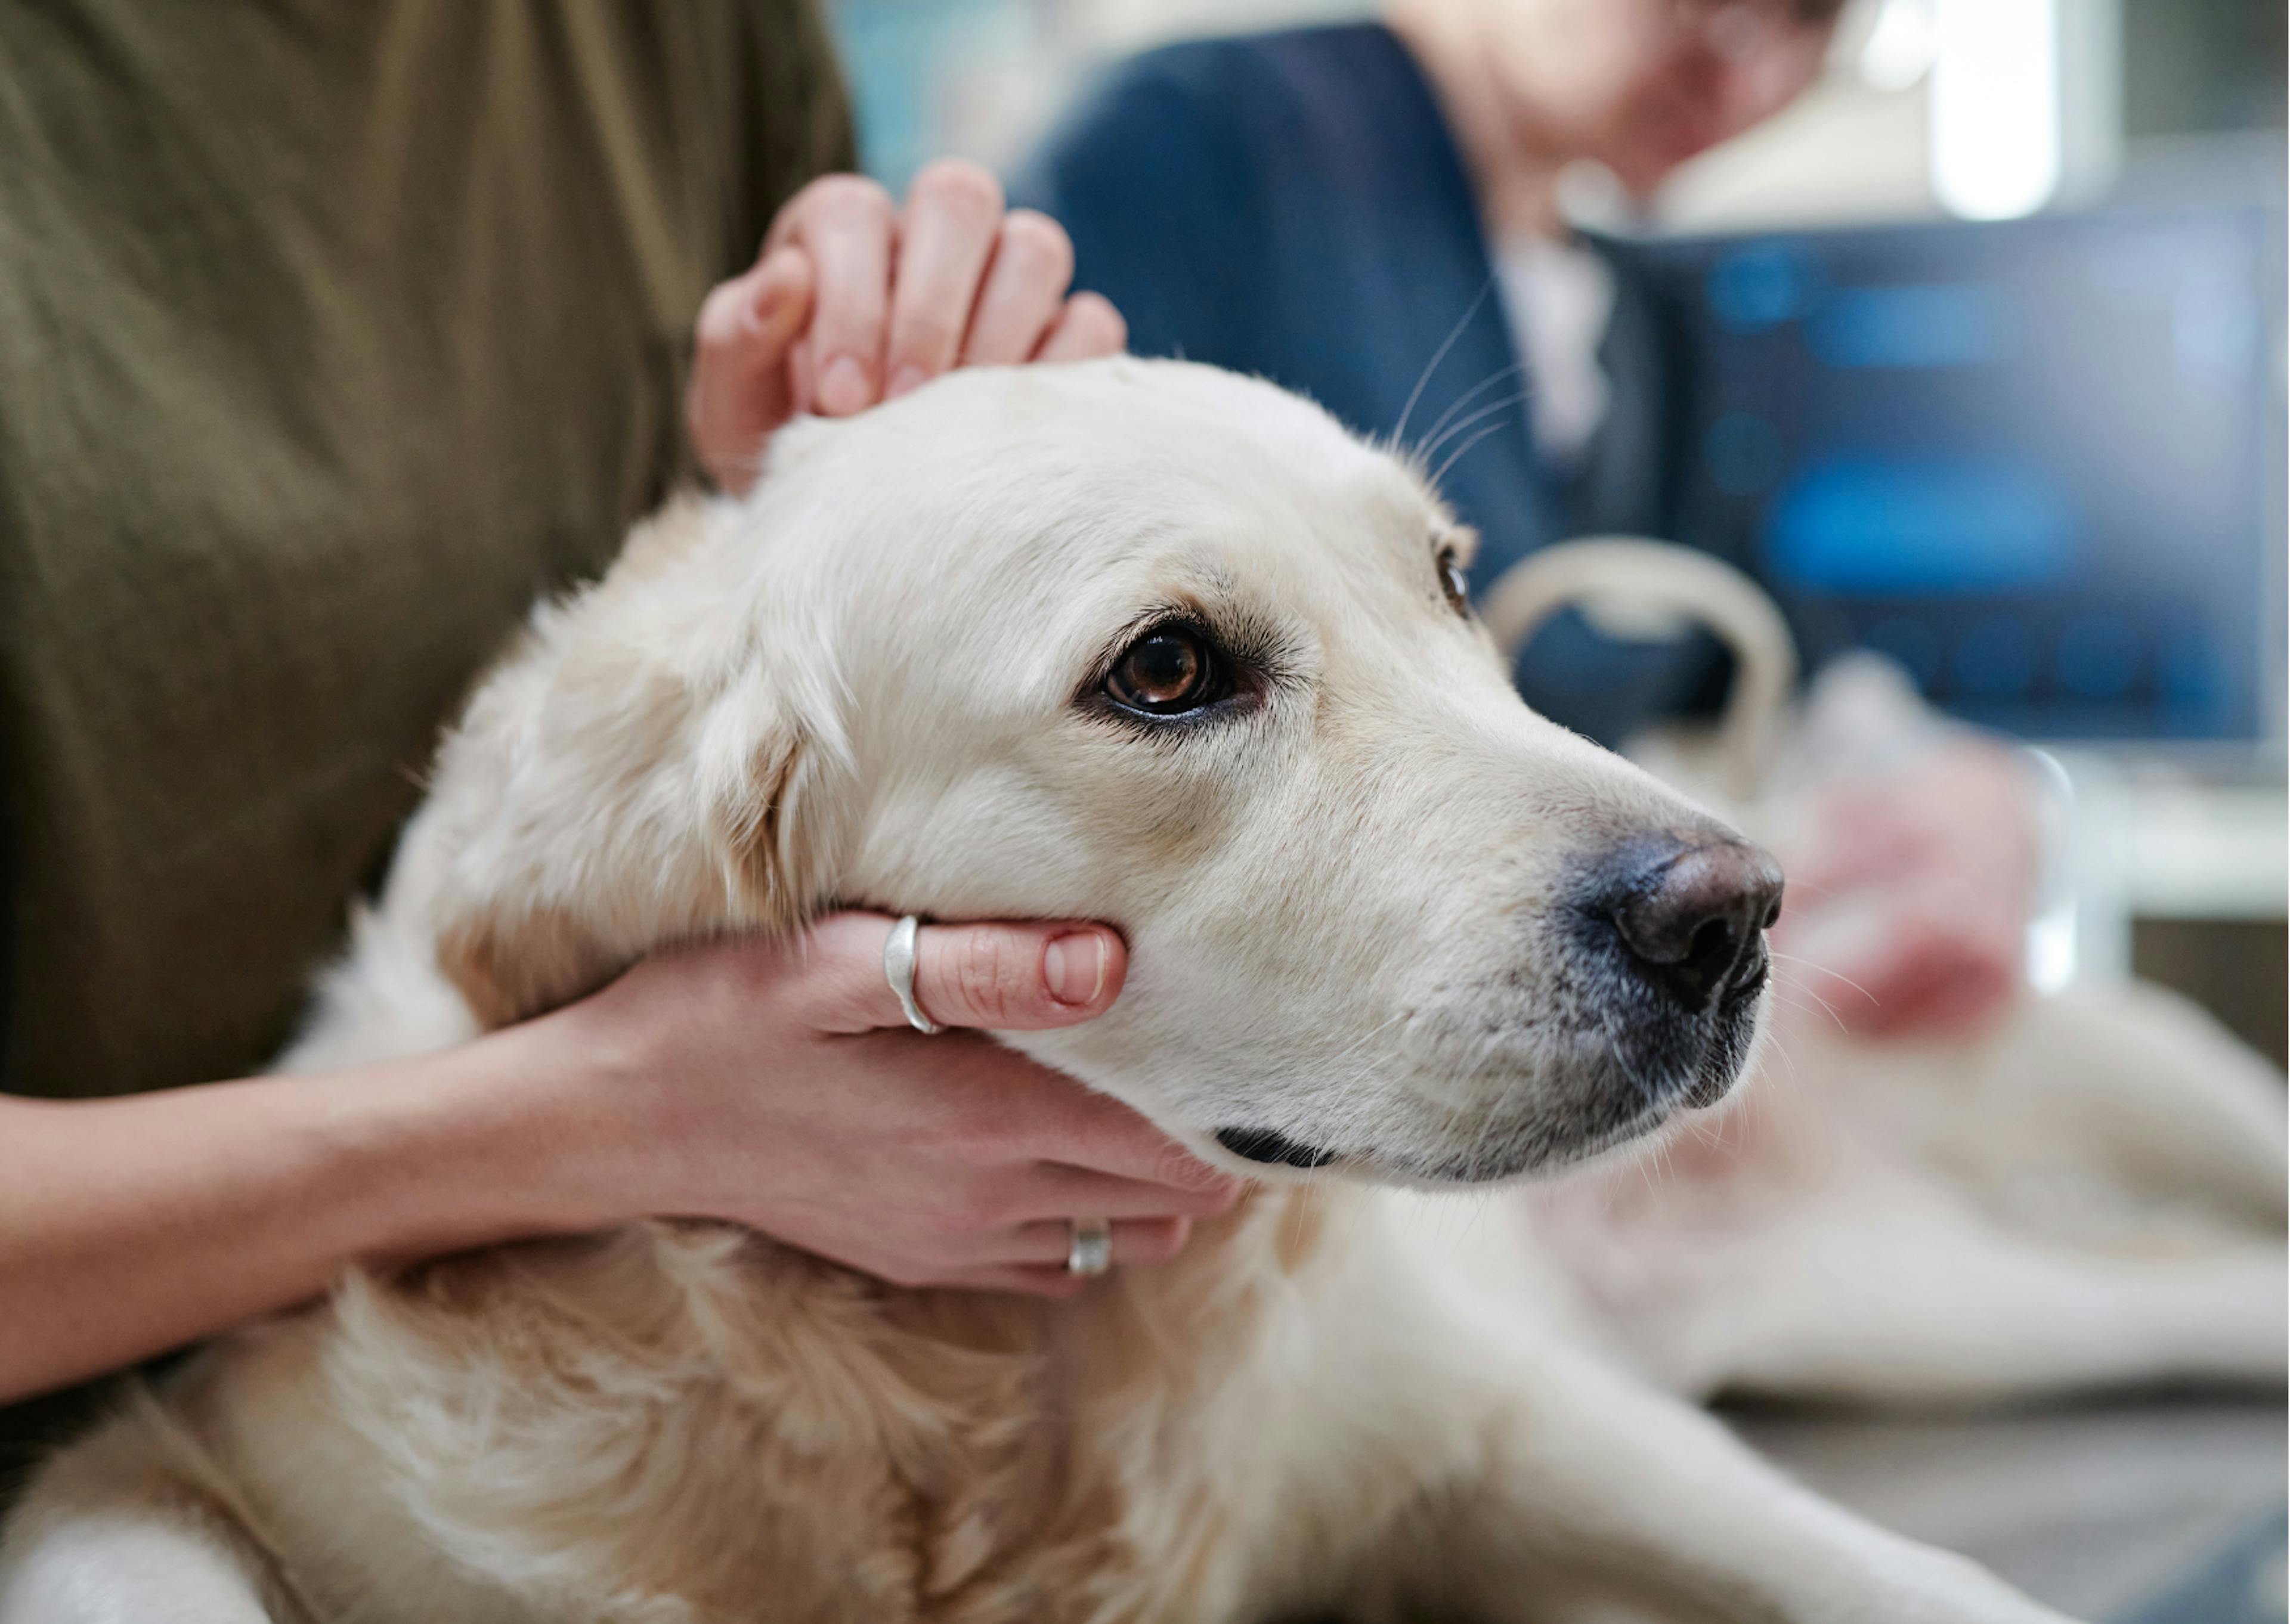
[1860,0,1936,92]
[1930,0,2062,221]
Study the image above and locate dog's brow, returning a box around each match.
[1440,525,1482,566]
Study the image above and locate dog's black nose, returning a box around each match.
[1602,839,1784,1011]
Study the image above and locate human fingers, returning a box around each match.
[813,1241,1084,1299]
[893,1061,1244,1216]
[686,247,815,494]
[770,173,896,416]
[883,160,1005,398]
[824,1020,1245,1212]
[902,1213,1196,1274]
[998,1162,1240,1223]
[1002,1085,1244,1202]
[1030,292,1128,363]
[795,912,1126,1035]
[934,1265,1091,1299]
[1004,1216,1193,1269]
[858,1148,1218,1283]
[959,209,1078,365]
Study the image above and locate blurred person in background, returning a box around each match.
[1013,0,2041,1045]
[0,0,1232,1491]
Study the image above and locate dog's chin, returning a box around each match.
[1212,984,1767,1189]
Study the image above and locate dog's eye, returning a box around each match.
[1436,546,1471,616]
[1105,625,1224,716]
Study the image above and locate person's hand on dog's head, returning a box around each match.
[686,162,1127,495]
[553,910,1240,1298]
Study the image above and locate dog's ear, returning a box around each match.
[695,661,833,939]
[429,624,832,1031]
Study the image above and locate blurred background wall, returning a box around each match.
[827,0,2284,223]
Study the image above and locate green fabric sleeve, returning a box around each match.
[0,0,852,1103]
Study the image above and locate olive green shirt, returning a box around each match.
[0,0,852,1101]
[0,0,852,1483]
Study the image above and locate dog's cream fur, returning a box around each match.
[6,359,2258,1623]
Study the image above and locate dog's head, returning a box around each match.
[426,358,1780,1185]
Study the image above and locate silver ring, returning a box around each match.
[881,915,943,1034]
[1066,1217,1113,1278]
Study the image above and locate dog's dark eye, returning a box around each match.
[1437,546,1471,616]
[1105,625,1224,716]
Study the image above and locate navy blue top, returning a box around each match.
[1013,23,1726,744]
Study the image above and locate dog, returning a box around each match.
[1481,544,2289,1407]
[4,358,2090,1622]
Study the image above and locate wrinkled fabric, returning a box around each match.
[0,1,851,1104]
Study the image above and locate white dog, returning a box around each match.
[2,359,2133,1622]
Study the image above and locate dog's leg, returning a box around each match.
[0,1515,277,1624]
[1927,981,2288,1230]
[1407,1326,2083,1624]
[1675,1179,2287,1405]
[0,1400,298,1624]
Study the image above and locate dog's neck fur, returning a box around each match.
[272,1177,1354,1622]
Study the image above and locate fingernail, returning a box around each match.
[884,363,930,399]
[816,354,870,414]
[1044,931,1107,1007]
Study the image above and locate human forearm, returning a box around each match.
[0,1017,621,1403]
[0,915,1231,1403]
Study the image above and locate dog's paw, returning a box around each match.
[1859,1548,2087,1624]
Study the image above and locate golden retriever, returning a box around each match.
[5,359,2091,1622]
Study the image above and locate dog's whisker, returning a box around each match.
[1281,1183,1317,1270]
[1627,1144,1658,1198]
[1320,1010,1410,1077]
[1767,980,1863,1045]
[1394,275,1497,452]
[1419,387,1533,464]
[1428,419,1517,492]
[1646,1129,1673,1189]
[1767,951,1881,1009]
[1756,1019,1805,1077]
[1766,959,1852,1015]
[1768,985,1849,1037]
[1590,1005,1691,1173]
[1415,364,1530,458]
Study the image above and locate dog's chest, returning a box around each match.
[252,1221,1291,1624]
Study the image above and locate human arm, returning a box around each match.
[0,913,1238,1405]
